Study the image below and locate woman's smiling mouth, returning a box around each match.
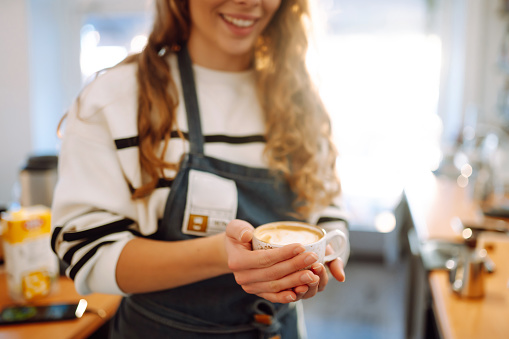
[221,14,257,28]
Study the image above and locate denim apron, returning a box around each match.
[110,46,306,339]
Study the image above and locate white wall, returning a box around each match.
[0,0,32,206]
[29,0,83,154]
[0,0,151,207]
[0,0,82,206]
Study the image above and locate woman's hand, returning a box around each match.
[294,245,346,299]
[294,262,327,299]
[225,220,320,304]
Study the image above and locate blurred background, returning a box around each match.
[2,0,509,338]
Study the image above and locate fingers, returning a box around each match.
[257,290,299,304]
[292,260,344,301]
[293,264,322,300]
[328,258,346,282]
[233,251,318,285]
[311,263,328,292]
[230,240,307,272]
[240,269,318,295]
[294,285,309,297]
[255,259,342,304]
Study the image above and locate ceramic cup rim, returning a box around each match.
[253,221,326,246]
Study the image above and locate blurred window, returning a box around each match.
[311,0,442,231]
[80,13,151,82]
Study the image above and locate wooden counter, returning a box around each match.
[429,237,509,339]
[405,170,509,339]
[0,267,121,339]
[404,170,482,242]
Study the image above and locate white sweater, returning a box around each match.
[51,54,349,296]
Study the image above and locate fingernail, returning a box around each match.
[238,229,249,242]
[311,263,322,273]
[286,294,295,302]
[300,272,313,283]
[293,246,305,255]
[309,279,319,287]
[304,253,318,265]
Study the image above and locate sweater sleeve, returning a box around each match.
[314,199,350,265]
[51,98,137,296]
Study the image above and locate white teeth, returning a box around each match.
[222,14,255,28]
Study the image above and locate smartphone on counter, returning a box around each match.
[0,299,87,325]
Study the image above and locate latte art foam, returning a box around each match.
[256,226,322,245]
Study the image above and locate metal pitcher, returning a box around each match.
[448,246,486,298]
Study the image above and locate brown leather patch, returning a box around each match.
[187,215,208,233]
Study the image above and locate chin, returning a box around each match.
[220,40,257,59]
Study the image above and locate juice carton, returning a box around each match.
[1,206,59,303]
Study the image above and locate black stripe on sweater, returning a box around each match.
[51,226,63,254]
[69,241,115,280]
[115,136,139,149]
[62,227,139,266]
[115,132,266,150]
[204,134,266,144]
[63,236,100,265]
[63,218,134,242]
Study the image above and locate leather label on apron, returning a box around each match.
[182,169,238,236]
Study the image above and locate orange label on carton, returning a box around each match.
[22,270,51,300]
[1,207,51,244]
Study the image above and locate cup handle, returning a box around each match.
[324,229,348,263]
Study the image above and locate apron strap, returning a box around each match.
[177,45,205,155]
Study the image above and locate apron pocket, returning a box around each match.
[182,169,238,236]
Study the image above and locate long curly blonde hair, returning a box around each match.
[126,0,341,217]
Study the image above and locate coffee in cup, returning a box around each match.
[252,221,347,263]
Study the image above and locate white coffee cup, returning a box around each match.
[252,221,347,264]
